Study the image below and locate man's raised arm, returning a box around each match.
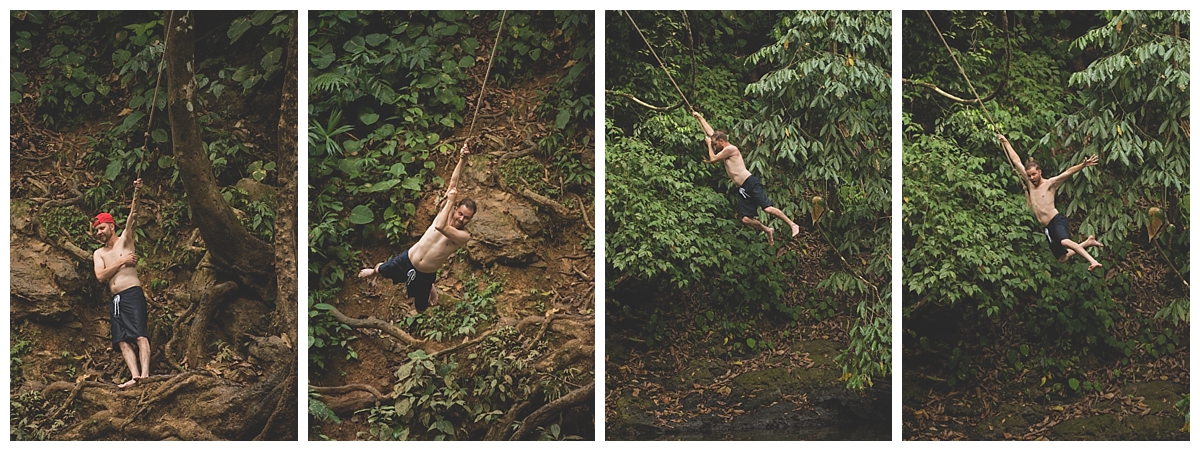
[997,134,1031,186]
[692,111,715,137]
[445,142,469,194]
[433,144,471,246]
[1047,154,1099,188]
[120,178,143,241]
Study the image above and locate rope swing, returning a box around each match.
[926,11,1030,186]
[137,10,172,179]
[925,10,999,133]
[625,10,695,113]
[466,10,507,140]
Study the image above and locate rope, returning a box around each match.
[926,10,1032,190]
[625,11,694,113]
[138,10,172,179]
[466,10,507,140]
[925,10,998,132]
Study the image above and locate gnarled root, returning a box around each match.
[509,381,595,440]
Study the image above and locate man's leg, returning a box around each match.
[1059,238,1102,270]
[118,341,140,388]
[763,206,800,238]
[741,216,775,245]
[1081,235,1104,249]
[136,336,150,380]
[428,285,439,309]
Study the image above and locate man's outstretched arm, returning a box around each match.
[1046,155,1099,189]
[119,178,143,242]
[692,111,715,137]
[997,134,1032,186]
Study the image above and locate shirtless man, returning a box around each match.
[358,144,476,313]
[999,134,1104,270]
[693,111,799,245]
[92,178,151,388]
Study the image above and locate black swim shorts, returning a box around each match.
[377,248,437,312]
[110,286,149,351]
[736,174,773,218]
[1044,213,1070,259]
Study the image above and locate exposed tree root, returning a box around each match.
[253,361,297,440]
[483,385,542,440]
[317,311,595,430]
[309,383,386,400]
[498,135,539,162]
[509,381,594,440]
[520,188,575,219]
[308,383,387,417]
[326,306,429,349]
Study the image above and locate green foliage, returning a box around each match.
[10,11,132,126]
[903,10,1189,397]
[400,275,501,341]
[223,186,276,242]
[1176,393,1190,432]
[362,322,590,441]
[40,205,92,249]
[366,350,466,440]
[605,122,735,290]
[537,423,582,441]
[308,388,342,425]
[10,337,33,390]
[10,390,71,441]
[743,11,892,388]
[308,289,358,372]
[308,10,475,290]
[308,10,594,301]
[607,10,891,388]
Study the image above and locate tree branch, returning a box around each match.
[605,90,683,111]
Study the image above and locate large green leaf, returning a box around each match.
[227,17,252,44]
[348,204,375,224]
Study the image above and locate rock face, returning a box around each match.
[11,233,84,322]
[465,194,541,266]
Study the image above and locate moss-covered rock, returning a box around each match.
[1052,413,1124,439]
[605,388,661,439]
[794,339,841,367]
[973,403,1034,440]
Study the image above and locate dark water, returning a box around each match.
[608,422,892,441]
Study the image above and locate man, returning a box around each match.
[999,133,1104,270]
[693,111,800,245]
[93,178,150,388]
[359,143,476,313]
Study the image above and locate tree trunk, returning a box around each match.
[272,26,298,344]
[164,10,274,300]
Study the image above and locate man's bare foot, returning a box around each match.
[117,379,137,389]
[1088,262,1102,271]
[1083,235,1104,247]
[357,268,375,278]
[134,374,147,381]
[765,227,775,246]
[790,223,800,237]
